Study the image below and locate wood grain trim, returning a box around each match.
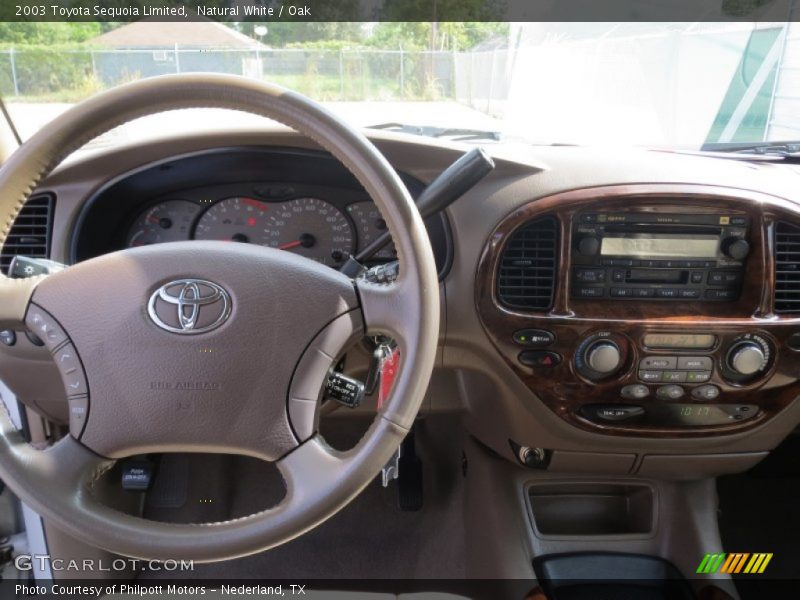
[476,183,800,437]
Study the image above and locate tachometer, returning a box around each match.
[126,200,201,248]
[194,197,271,243]
[264,197,354,267]
[347,201,397,260]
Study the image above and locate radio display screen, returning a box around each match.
[600,236,718,258]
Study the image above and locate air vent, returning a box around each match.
[775,221,800,314]
[497,216,559,310]
[0,193,55,275]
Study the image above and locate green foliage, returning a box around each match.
[0,44,99,98]
[368,22,507,51]
[0,22,105,45]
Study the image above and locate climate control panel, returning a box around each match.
[492,320,790,436]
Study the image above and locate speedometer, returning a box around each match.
[194,197,270,243]
[264,197,355,267]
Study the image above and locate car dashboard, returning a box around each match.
[3,127,800,482]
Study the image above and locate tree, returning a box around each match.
[368,22,507,51]
[0,23,107,46]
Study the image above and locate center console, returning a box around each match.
[476,184,800,437]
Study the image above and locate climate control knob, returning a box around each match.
[721,334,771,383]
[728,342,766,376]
[575,334,628,381]
[587,342,622,375]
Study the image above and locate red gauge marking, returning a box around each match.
[247,217,257,226]
[278,240,303,250]
[242,198,268,211]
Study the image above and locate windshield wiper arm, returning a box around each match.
[368,122,501,142]
[700,141,800,158]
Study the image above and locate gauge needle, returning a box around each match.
[278,240,303,250]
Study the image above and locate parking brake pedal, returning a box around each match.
[380,429,423,511]
[397,429,423,511]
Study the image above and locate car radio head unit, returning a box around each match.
[570,212,750,301]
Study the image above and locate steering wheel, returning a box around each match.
[0,74,439,561]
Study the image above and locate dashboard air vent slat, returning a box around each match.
[0,194,55,275]
[497,216,559,310]
[774,221,800,314]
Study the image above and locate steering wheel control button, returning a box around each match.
[621,384,649,400]
[583,405,645,423]
[513,329,555,347]
[656,385,685,400]
[25,332,44,347]
[25,305,68,350]
[54,344,88,397]
[0,330,16,346]
[640,356,677,370]
[519,350,561,368]
[68,396,89,437]
[691,385,721,401]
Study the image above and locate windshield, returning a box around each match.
[1,21,797,148]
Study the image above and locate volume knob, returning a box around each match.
[586,342,622,375]
[728,342,766,376]
[577,236,601,256]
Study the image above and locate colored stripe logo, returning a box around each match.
[697,553,772,574]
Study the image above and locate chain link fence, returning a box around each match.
[0,47,461,103]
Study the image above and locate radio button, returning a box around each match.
[640,356,677,369]
[611,269,626,282]
[662,371,688,383]
[679,289,701,299]
[639,370,663,382]
[621,384,650,400]
[656,385,685,400]
[708,271,741,286]
[610,288,635,297]
[705,288,738,300]
[574,286,604,298]
[633,288,655,298]
[656,288,679,298]
[677,356,713,370]
[575,268,606,283]
[691,385,720,400]
[686,371,713,383]
[690,272,704,283]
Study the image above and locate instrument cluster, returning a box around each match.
[125,195,396,268]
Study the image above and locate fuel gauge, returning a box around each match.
[126,200,201,248]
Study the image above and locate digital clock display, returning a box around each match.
[643,333,716,350]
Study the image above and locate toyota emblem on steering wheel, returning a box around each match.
[147,279,231,334]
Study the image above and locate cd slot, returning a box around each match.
[603,225,722,235]
[625,269,686,284]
